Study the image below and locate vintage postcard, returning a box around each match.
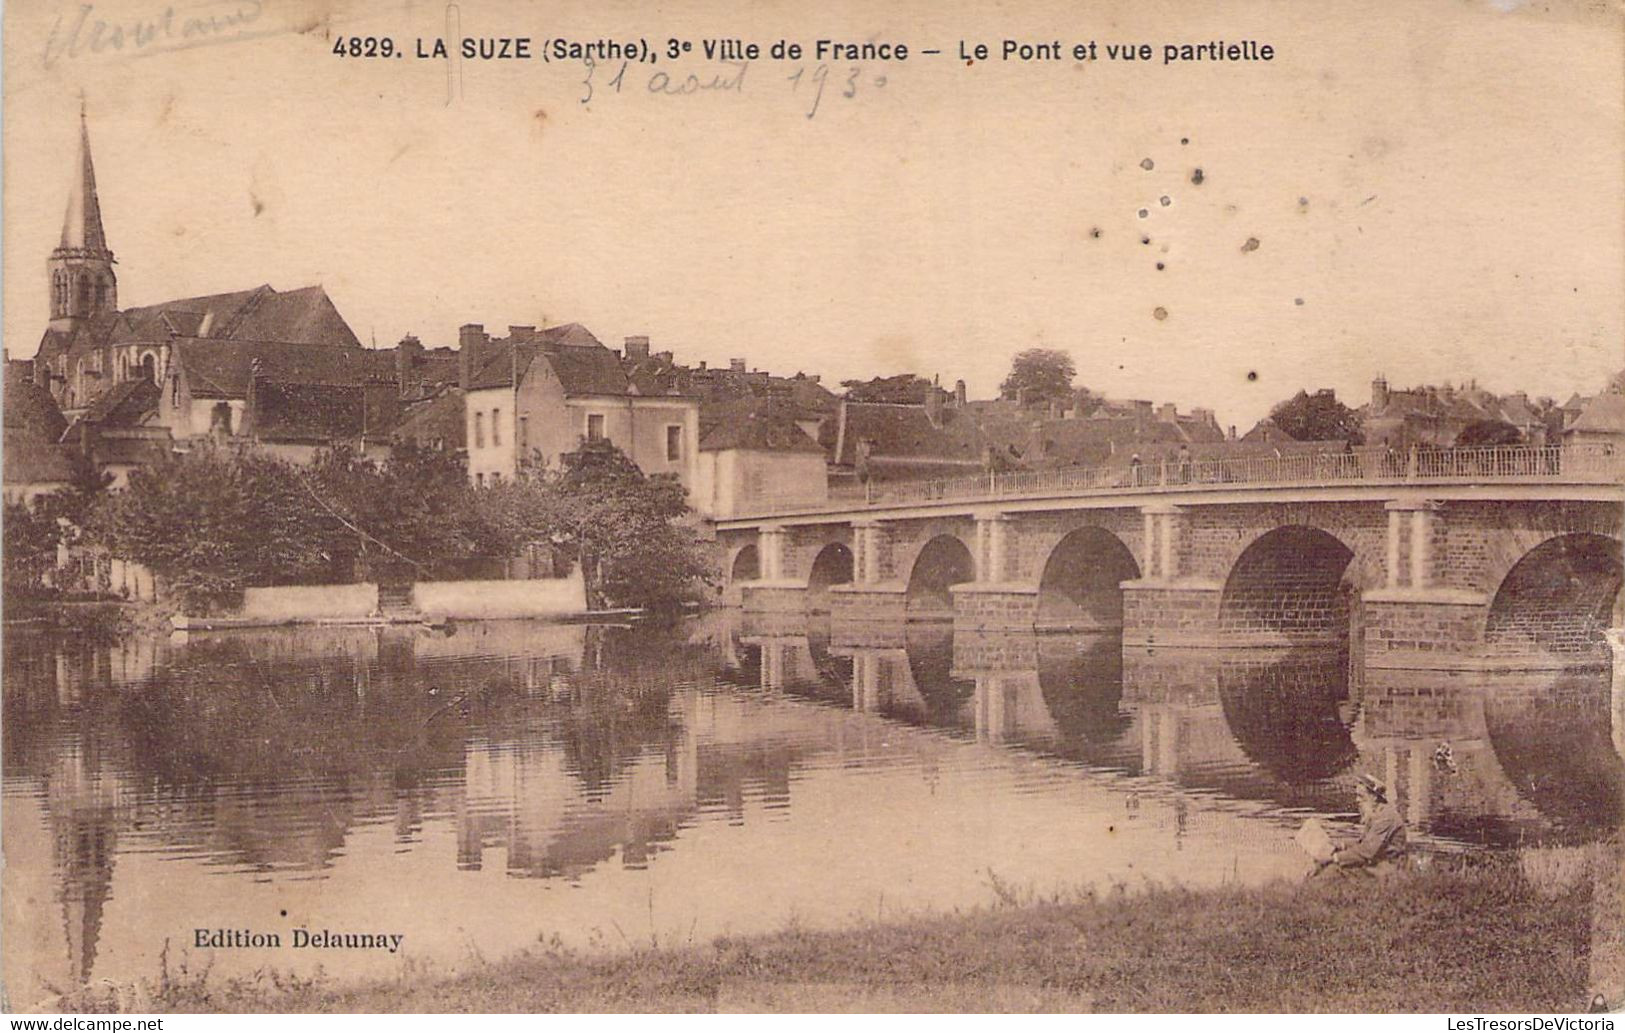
[2,0,1622,1017]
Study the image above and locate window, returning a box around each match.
[170,375,179,405]
[666,425,683,462]
[491,471,501,485]
[491,408,501,446]
[476,472,485,488]
[519,415,528,450]
[587,414,605,442]
[474,412,485,448]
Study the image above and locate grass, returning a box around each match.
[51,849,1612,1014]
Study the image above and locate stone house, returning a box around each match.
[694,407,828,517]
[457,323,701,496]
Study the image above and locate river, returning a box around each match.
[3,612,1620,1005]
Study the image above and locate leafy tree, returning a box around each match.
[1455,419,1523,448]
[480,440,712,611]
[305,444,488,579]
[3,499,62,597]
[1001,348,1076,405]
[1267,390,1364,444]
[86,445,348,612]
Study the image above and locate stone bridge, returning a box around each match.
[714,444,1625,670]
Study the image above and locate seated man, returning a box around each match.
[1316,774,1408,877]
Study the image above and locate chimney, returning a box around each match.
[1158,402,1178,422]
[624,335,651,362]
[508,325,536,343]
[697,360,706,371]
[396,334,423,394]
[955,379,967,407]
[1228,425,1237,441]
[730,357,747,373]
[458,323,487,389]
[925,386,943,427]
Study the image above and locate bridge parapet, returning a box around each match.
[735,443,1623,519]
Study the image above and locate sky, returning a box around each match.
[4,0,1622,430]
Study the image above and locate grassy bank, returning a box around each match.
[60,851,1610,1014]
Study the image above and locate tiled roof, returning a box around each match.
[175,339,394,398]
[699,410,824,453]
[544,346,629,396]
[1568,393,1625,434]
[393,387,466,447]
[834,402,987,466]
[4,367,68,443]
[245,381,370,442]
[77,378,159,426]
[3,441,76,486]
[110,284,361,349]
[467,330,633,396]
[35,285,363,403]
[465,342,540,391]
[94,436,171,466]
[540,322,605,349]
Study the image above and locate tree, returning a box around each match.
[479,440,713,611]
[304,444,487,579]
[1267,390,1364,444]
[1001,348,1076,405]
[3,499,61,598]
[86,445,349,612]
[1455,419,1522,448]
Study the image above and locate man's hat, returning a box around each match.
[1356,774,1387,801]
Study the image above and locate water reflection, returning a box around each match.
[2,615,1620,1000]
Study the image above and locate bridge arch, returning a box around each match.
[1036,527,1141,632]
[1220,526,1358,646]
[729,544,760,583]
[1484,533,1622,658]
[806,542,855,612]
[906,535,975,618]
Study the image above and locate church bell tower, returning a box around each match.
[48,103,117,332]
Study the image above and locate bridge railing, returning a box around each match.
[800,442,1623,514]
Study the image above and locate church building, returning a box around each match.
[30,109,384,462]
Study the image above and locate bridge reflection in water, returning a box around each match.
[2,615,1621,1002]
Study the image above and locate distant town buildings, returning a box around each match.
[1362,376,1558,449]
[5,107,1622,519]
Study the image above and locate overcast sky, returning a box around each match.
[5,0,1621,428]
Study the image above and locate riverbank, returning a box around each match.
[61,850,1610,1014]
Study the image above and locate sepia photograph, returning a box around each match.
[1,0,1622,1017]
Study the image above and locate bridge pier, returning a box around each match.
[829,520,909,621]
[1121,504,1229,647]
[1363,500,1492,667]
[739,524,812,613]
[952,511,1040,630]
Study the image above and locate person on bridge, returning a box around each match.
[1314,774,1408,878]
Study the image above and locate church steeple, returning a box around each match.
[49,102,117,331]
